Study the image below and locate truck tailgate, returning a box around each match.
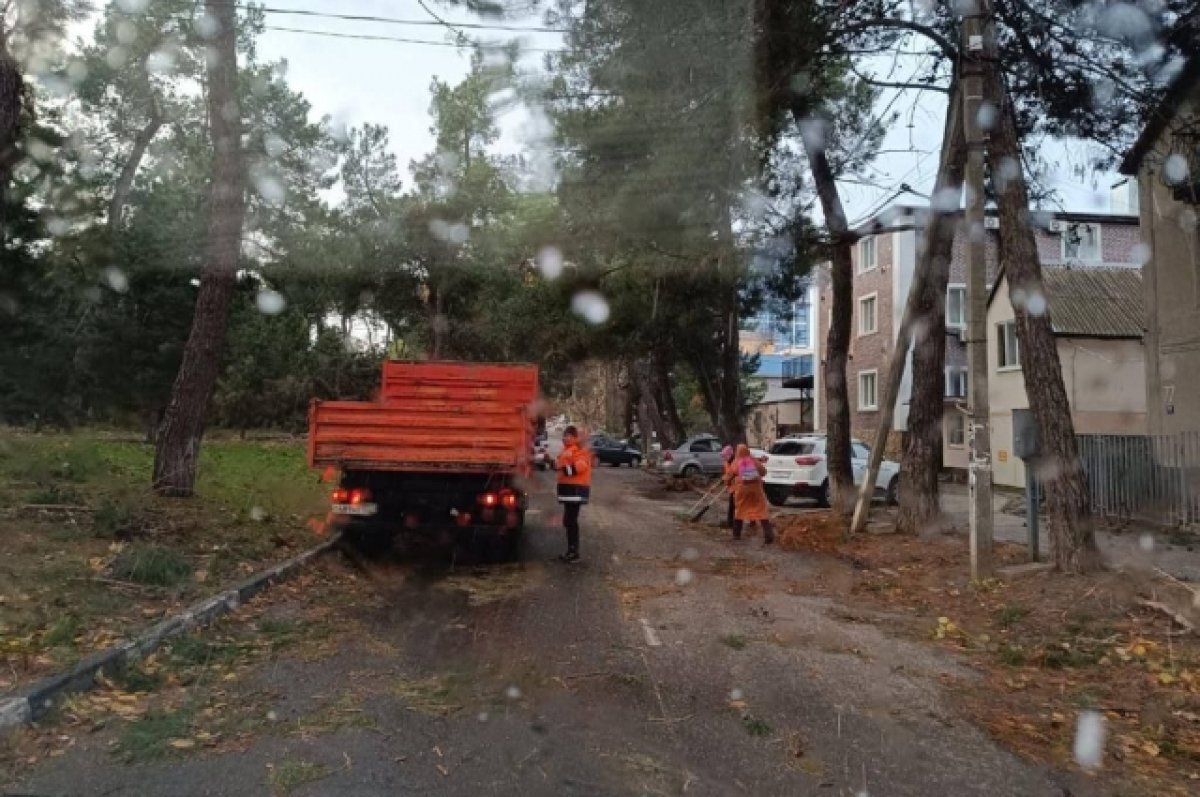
[309,362,538,472]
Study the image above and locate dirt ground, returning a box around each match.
[772,512,1200,795]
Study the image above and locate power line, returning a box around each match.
[262,24,563,51]
[210,1,570,34]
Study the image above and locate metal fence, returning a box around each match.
[1076,432,1200,527]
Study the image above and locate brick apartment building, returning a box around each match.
[816,202,1142,471]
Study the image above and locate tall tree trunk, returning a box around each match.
[987,69,1100,573]
[716,289,745,444]
[797,119,854,513]
[109,103,164,235]
[152,1,246,497]
[631,358,672,451]
[0,48,24,228]
[654,357,686,446]
[897,86,967,536]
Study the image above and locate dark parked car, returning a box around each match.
[589,435,642,467]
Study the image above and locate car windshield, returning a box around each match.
[770,441,817,456]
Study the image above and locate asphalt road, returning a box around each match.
[12,466,1090,796]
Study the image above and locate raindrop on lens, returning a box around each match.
[147,48,177,76]
[264,133,287,159]
[194,13,220,39]
[1025,292,1047,317]
[116,20,137,45]
[1163,154,1189,185]
[680,547,699,562]
[103,267,129,293]
[1131,242,1151,266]
[254,173,286,206]
[477,711,489,722]
[506,686,522,700]
[256,290,286,315]
[1073,710,1106,771]
[976,102,997,131]
[45,216,68,236]
[105,46,128,69]
[66,60,88,84]
[249,506,267,522]
[674,568,694,587]
[1138,533,1154,552]
[729,688,744,701]
[536,246,563,279]
[116,0,150,13]
[571,291,610,325]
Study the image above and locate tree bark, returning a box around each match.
[0,48,25,228]
[897,86,967,536]
[797,118,854,514]
[987,68,1100,573]
[109,103,164,235]
[631,358,672,451]
[152,1,246,497]
[716,289,745,444]
[654,356,686,446]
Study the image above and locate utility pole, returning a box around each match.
[961,0,994,579]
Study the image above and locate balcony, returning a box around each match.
[782,355,815,391]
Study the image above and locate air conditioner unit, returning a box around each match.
[984,217,1000,229]
[1049,220,1067,233]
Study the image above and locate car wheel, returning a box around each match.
[816,480,831,508]
[886,475,900,506]
[766,486,789,507]
[681,463,700,477]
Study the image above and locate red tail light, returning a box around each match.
[456,512,472,527]
[500,489,518,509]
[331,488,349,503]
[664,451,674,461]
[795,456,820,466]
[349,488,372,505]
[478,492,499,508]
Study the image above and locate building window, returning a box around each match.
[857,237,877,273]
[858,370,878,411]
[858,293,878,336]
[946,285,966,328]
[945,366,968,398]
[791,297,810,349]
[947,412,966,447]
[997,320,1020,369]
[1061,222,1101,262]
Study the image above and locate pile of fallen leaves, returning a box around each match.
[789,533,1200,793]
[775,511,845,555]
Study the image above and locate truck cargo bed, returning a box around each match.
[308,361,538,473]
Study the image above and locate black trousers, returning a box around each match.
[562,501,582,553]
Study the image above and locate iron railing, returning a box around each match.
[1076,432,1200,527]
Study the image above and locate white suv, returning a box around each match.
[762,435,900,507]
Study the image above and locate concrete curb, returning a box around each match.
[0,535,340,730]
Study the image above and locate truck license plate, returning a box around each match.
[332,503,378,516]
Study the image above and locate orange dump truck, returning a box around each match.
[308,361,539,556]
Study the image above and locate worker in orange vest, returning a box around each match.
[555,425,592,563]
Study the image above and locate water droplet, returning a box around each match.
[571,291,610,325]
[1138,533,1154,552]
[674,568,694,587]
[256,290,286,315]
[1163,154,1189,185]
[1130,242,1151,266]
[798,118,827,151]
[249,506,267,522]
[429,218,469,245]
[536,246,563,280]
[263,133,288,159]
[680,547,699,562]
[1073,710,1106,771]
[976,101,997,131]
[266,710,278,722]
[506,686,522,700]
[147,47,177,76]
[254,173,286,206]
[435,150,460,174]
[1025,292,1047,317]
[116,20,138,45]
[729,688,744,701]
[105,46,128,69]
[116,0,150,13]
[103,267,128,293]
[930,187,961,213]
[45,216,68,236]
[194,12,220,39]
[477,711,489,722]
[66,60,88,84]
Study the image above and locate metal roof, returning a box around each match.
[1039,266,1145,339]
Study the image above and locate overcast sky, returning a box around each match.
[68,1,1122,221]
